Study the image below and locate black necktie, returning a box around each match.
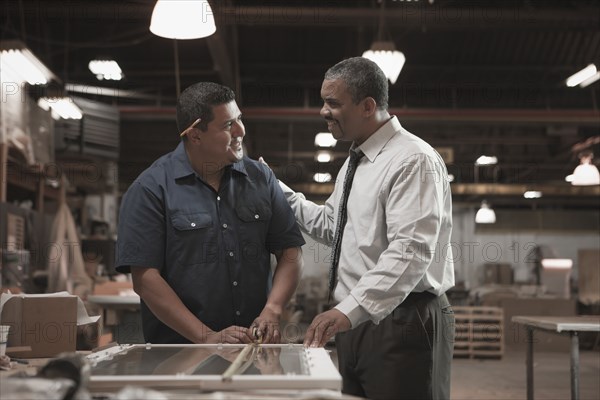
[328,149,364,301]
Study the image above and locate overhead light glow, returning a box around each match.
[579,72,600,88]
[313,173,332,183]
[565,174,574,182]
[566,64,597,87]
[475,155,498,166]
[316,151,333,163]
[571,154,600,186]
[0,41,58,85]
[38,97,83,120]
[314,132,337,148]
[523,191,542,199]
[541,259,573,269]
[88,60,123,81]
[362,41,405,84]
[475,201,496,224]
[150,0,216,40]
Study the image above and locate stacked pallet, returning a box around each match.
[453,306,504,359]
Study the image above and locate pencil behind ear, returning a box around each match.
[180,118,201,137]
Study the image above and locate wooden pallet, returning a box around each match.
[453,306,504,359]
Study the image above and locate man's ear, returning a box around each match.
[188,130,203,144]
[362,97,377,117]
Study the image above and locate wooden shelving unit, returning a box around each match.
[453,306,504,359]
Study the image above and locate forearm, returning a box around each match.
[278,181,334,244]
[267,247,303,315]
[131,266,212,343]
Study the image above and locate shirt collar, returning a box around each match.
[172,141,249,180]
[352,116,402,163]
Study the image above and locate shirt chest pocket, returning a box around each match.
[169,211,215,266]
[171,211,213,231]
[235,202,272,246]
[235,203,272,223]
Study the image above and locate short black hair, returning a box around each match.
[324,57,389,109]
[176,82,236,135]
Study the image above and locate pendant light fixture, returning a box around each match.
[362,0,406,84]
[150,0,216,40]
[149,0,217,96]
[475,201,496,224]
[570,152,600,186]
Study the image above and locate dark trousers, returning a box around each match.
[335,292,455,400]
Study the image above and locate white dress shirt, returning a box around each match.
[280,116,455,327]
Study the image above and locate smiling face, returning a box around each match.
[320,79,369,144]
[193,100,245,165]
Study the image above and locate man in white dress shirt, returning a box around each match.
[277,57,456,399]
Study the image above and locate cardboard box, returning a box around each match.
[1,296,78,358]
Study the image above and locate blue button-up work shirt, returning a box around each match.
[116,142,305,343]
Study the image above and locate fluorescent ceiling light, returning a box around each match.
[541,259,573,269]
[362,41,405,85]
[38,97,83,120]
[475,201,496,224]
[88,60,123,81]
[314,132,337,147]
[523,191,542,199]
[0,40,58,85]
[579,71,600,88]
[566,64,597,87]
[475,155,498,166]
[316,151,333,163]
[313,173,332,183]
[150,0,216,40]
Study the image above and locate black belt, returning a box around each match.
[400,291,447,307]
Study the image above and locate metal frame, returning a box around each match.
[87,343,341,392]
[513,315,600,400]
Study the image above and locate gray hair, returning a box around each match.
[324,57,389,110]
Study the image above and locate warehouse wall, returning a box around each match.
[298,207,600,291]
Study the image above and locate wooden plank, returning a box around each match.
[453,306,504,359]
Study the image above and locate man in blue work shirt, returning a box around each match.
[116,82,305,344]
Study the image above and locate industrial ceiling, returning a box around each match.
[2,0,599,207]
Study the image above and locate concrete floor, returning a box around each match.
[451,350,600,400]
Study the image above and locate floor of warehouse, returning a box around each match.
[451,350,600,400]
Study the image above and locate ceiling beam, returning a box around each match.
[12,4,599,29]
[119,106,600,124]
[215,6,599,29]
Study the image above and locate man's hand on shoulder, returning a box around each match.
[258,156,269,168]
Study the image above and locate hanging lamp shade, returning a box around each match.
[475,201,496,224]
[362,41,405,84]
[571,155,600,186]
[150,0,216,40]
